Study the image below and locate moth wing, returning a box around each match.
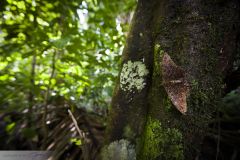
[162,53,184,81]
[162,53,189,114]
[164,83,188,114]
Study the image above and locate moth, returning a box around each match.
[162,53,189,114]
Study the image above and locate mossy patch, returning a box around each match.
[153,44,165,77]
[140,117,183,160]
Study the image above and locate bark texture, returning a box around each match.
[102,0,240,159]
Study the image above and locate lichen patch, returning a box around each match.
[101,139,136,160]
[120,61,149,92]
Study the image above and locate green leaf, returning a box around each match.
[70,138,82,146]
[6,122,16,133]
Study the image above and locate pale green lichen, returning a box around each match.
[120,61,149,92]
[102,139,136,160]
[141,117,183,160]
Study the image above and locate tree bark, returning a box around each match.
[101,0,240,159]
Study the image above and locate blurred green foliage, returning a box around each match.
[0,0,136,113]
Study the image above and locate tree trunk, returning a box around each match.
[101,0,240,159]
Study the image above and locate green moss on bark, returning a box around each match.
[139,117,183,160]
[153,43,165,77]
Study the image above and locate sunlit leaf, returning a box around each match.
[70,138,82,146]
[6,122,16,133]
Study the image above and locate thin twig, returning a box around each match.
[68,109,85,139]
[42,51,57,148]
[28,53,36,125]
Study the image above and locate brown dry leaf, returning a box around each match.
[162,53,189,114]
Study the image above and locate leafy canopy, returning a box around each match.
[0,0,136,112]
